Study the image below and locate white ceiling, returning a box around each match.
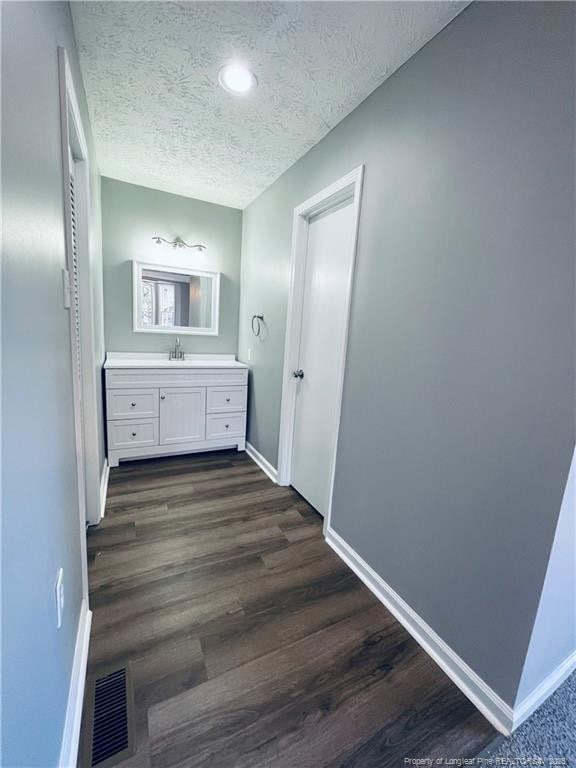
[72,2,467,209]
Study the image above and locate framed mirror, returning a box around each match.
[132,261,220,335]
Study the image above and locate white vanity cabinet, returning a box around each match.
[104,354,248,467]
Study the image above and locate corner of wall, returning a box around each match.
[512,447,576,728]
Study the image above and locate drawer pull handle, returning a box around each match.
[160,394,166,400]
[131,432,137,437]
[131,402,136,407]
[226,397,231,402]
[225,424,230,429]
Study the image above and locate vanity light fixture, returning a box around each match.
[152,236,206,252]
[218,63,257,94]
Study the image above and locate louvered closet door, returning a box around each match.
[65,148,86,514]
[68,151,83,398]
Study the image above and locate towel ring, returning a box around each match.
[251,314,264,337]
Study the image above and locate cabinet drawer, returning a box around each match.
[206,412,246,440]
[106,367,248,389]
[108,418,159,450]
[206,386,247,413]
[106,389,159,420]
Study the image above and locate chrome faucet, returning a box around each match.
[169,336,184,361]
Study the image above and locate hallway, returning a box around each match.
[82,452,496,767]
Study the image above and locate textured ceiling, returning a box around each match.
[72,2,467,209]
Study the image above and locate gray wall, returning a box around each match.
[102,177,242,355]
[238,1,575,705]
[1,2,103,765]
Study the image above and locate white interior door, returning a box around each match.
[290,197,356,516]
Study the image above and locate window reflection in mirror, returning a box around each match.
[133,262,220,336]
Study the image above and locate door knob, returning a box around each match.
[131,402,136,407]
[131,432,137,437]
[160,394,166,400]
[292,369,304,379]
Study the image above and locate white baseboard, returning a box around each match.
[246,441,278,484]
[325,526,514,735]
[513,649,576,729]
[59,598,92,768]
[99,459,109,521]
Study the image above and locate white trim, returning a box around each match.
[99,460,109,522]
[246,441,278,483]
[75,159,102,527]
[108,438,245,467]
[58,50,88,162]
[59,600,92,768]
[132,260,220,336]
[277,167,364,527]
[325,526,514,735]
[513,650,576,729]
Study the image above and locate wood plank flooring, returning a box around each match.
[80,450,496,768]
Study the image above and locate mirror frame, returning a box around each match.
[132,260,220,336]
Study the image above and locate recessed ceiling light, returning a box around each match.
[218,63,257,94]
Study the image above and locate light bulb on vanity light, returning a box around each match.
[152,236,206,251]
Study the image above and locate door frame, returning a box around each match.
[59,48,104,529]
[277,165,364,530]
[58,47,93,599]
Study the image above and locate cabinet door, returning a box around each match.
[159,387,206,445]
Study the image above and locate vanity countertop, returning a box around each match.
[104,353,248,370]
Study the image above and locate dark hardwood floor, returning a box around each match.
[80,450,495,768]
